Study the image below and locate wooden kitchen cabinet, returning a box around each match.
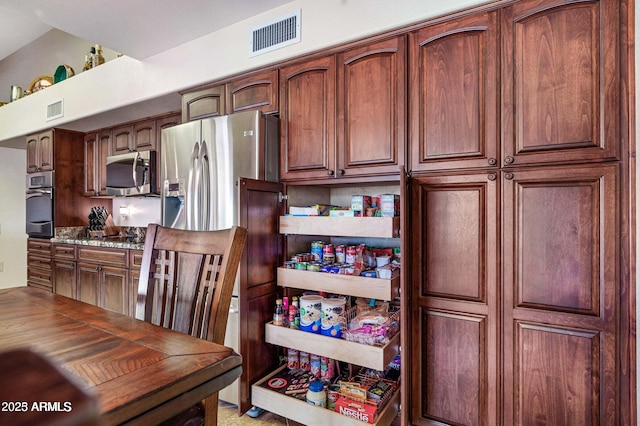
[279,55,336,181]
[26,130,54,173]
[27,238,53,291]
[336,36,406,179]
[181,84,226,122]
[76,246,130,315]
[409,11,500,172]
[225,69,279,115]
[280,37,405,182]
[83,130,110,196]
[52,243,77,298]
[111,118,157,154]
[500,0,620,166]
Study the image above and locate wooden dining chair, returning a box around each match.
[135,223,248,426]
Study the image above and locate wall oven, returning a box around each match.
[26,171,54,238]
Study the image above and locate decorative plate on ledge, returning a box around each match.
[28,75,53,92]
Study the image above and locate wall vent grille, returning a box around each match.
[46,99,64,121]
[250,9,301,57]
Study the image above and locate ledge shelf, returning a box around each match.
[277,267,399,301]
[252,364,400,426]
[280,216,400,238]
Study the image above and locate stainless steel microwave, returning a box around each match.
[106,150,157,196]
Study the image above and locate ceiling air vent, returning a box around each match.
[250,9,301,57]
[46,98,64,121]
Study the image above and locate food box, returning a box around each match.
[329,209,355,217]
[335,395,377,424]
[379,194,400,217]
[351,195,371,213]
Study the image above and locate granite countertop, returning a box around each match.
[51,237,145,250]
[52,226,146,250]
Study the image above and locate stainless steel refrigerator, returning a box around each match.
[160,109,279,406]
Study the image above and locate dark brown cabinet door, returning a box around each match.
[53,259,76,299]
[101,266,129,315]
[182,85,226,122]
[502,164,619,425]
[279,55,336,181]
[408,171,499,425]
[84,131,111,196]
[132,118,156,151]
[77,263,100,306]
[501,0,619,166]
[111,125,134,154]
[226,69,279,114]
[337,36,406,178]
[409,11,499,172]
[26,130,54,173]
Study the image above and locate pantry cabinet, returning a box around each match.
[409,11,500,172]
[252,187,402,425]
[500,0,620,167]
[280,37,406,182]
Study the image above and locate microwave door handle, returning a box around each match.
[132,152,140,189]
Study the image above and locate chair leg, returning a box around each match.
[203,392,219,426]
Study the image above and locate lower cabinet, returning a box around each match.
[27,238,53,292]
[49,243,140,316]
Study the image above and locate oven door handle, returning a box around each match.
[26,189,52,197]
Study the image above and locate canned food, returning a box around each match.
[335,245,346,263]
[310,354,321,378]
[346,246,357,264]
[299,351,310,371]
[306,262,321,272]
[295,262,309,270]
[311,241,324,262]
[283,261,296,269]
[323,253,335,264]
[287,348,299,369]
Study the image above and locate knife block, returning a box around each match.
[88,214,119,238]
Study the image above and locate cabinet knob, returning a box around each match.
[338,169,345,176]
[327,170,334,176]
[487,173,497,181]
[504,172,514,180]
[504,156,515,165]
[488,158,497,166]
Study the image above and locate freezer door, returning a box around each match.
[161,120,202,229]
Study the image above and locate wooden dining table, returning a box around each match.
[0,286,243,425]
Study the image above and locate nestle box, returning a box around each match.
[379,194,400,217]
[335,396,377,424]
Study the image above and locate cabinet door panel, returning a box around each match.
[502,164,618,424]
[133,119,156,151]
[101,266,129,315]
[338,36,405,178]
[53,259,76,299]
[501,0,619,165]
[280,56,336,181]
[111,125,134,154]
[83,133,98,196]
[38,130,54,171]
[410,11,499,172]
[77,263,100,306]
[408,172,499,425]
[226,69,278,114]
[182,85,226,122]
[26,133,39,173]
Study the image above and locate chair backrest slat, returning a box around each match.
[136,224,247,344]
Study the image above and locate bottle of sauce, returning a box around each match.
[273,299,284,326]
[306,381,326,407]
[92,44,105,68]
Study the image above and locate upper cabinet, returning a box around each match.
[501,0,619,166]
[336,36,406,179]
[280,37,406,182]
[111,118,157,155]
[26,130,54,173]
[279,55,336,181]
[181,69,279,122]
[83,130,111,197]
[226,69,279,115]
[409,11,500,172]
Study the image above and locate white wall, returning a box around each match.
[0,147,27,288]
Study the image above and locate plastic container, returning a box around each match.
[299,295,323,333]
[321,298,346,338]
[306,380,326,407]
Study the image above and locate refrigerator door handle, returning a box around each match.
[186,142,199,230]
[199,141,210,231]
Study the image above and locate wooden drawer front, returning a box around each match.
[28,267,52,288]
[28,238,52,256]
[129,250,144,270]
[28,254,52,271]
[78,247,128,267]
[53,244,77,260]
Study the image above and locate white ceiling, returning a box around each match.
[0,0,294,60]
